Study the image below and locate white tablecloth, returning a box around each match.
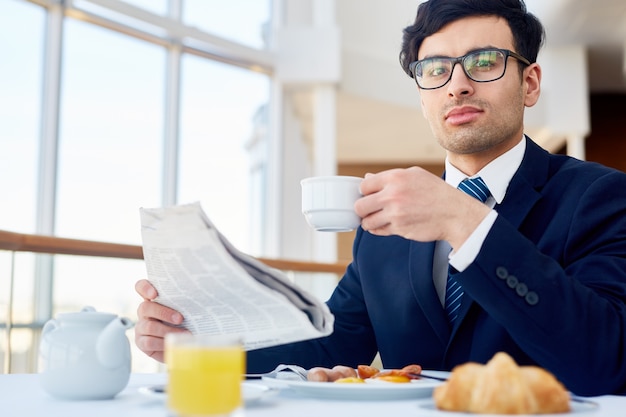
[1,372,621,417]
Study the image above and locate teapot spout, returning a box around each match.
[96,317,133,369]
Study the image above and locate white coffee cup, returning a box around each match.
[301,176,363,232]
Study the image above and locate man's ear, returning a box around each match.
[523,63,542,108]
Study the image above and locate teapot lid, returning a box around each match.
[56,307,118,324]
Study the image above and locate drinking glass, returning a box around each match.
[165,333,245,417]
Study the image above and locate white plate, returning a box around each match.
[261,372,444,401]
[139,382,274,406]
[418,398,600,415]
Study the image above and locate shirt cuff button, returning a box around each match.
[496,267,508,279]
[515,282,528,297]
[525,291,539,305]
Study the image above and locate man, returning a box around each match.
[135,0,626,396]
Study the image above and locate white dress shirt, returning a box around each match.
[433,137,526,306]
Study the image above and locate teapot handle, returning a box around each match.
[41,318,59,336]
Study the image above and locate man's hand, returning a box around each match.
[134,279,189,363]
[355,167,490,250]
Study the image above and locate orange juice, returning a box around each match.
[166,334,245,416]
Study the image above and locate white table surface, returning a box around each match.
[1,372,621,417]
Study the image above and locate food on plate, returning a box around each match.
[371,374,411,383]
[307,365,357,382]
[357,364,379,379]
[334,377,366,383]
[370,364,422,380]
[433,352,571,414]
[307,364,424,383]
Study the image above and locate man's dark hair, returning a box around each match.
[399,0,545,78]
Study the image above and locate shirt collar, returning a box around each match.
[445,135,526,204]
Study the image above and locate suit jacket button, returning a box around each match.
[516,282,528,297]
[506,275,519,288]
[496,267,508,279]
[525,291,539,305]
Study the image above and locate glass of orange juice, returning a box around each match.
[165,333,245,417]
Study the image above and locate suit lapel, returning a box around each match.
[493,139,547,228]
[408,240,451,345]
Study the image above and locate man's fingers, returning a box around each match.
[136,300,184,325]
[135,279,158,300]
[134,281,188,365]
[135,320,188,343]
[134,333,167,363]
[134,315,189,364]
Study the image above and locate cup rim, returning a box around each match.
[300,175,362,185]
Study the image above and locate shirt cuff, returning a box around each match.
[449,210,498,272]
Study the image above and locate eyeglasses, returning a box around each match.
[408,48,531,90]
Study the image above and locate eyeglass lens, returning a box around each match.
[416,50,507,89]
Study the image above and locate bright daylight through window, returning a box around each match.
[0,0,271,373]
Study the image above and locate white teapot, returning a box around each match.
[39,306,133,400]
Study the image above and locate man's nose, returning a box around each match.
[446,63,474,97]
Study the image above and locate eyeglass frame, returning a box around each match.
[408,48,532,90]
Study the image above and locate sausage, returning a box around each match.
[332,365,357,379]
[401,364,423,375]
[307,366,357,382]
[307,367,330,382]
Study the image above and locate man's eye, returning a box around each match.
[468,52,498,70]
[474,58,497,69]
[423,61,449,77]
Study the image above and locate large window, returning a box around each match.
[0,0,45,375]
[0,0,272,373]
[183,0,271,49]
[0,0,43,234]
[178,55,269,249]
[56,18,165,244]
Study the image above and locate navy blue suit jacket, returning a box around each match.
[248,138,626,396]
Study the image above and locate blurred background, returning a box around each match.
[1,0,625,373]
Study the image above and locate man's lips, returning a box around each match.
[445,106,483,125]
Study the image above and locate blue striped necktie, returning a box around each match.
[445,177,491,325]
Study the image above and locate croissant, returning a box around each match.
[433,352,571,414]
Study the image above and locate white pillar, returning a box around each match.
[273,0,342,299]
[275,0,341,264]
[567,134,586,161]
[311,0,339,263]
[312,86,338,263]
[533,45,590,156]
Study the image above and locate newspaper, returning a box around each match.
[139,202,334,351]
